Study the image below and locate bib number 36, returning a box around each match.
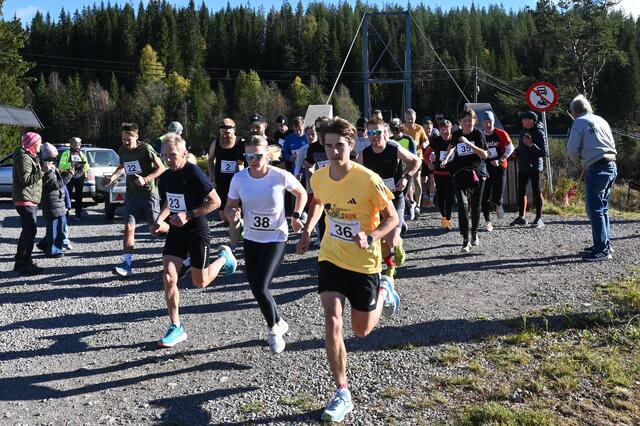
[329,218,360,243]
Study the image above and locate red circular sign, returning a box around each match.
[525,82,558,112]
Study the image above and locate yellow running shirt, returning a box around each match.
[310,162,394,274]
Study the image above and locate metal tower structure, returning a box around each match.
[362,11,411,118]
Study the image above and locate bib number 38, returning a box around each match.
[248,211,277,231]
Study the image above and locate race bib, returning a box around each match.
[456,142,474,157]
[71,154,82,162]
[166,192,186,212]
[123,160,142,175]
[247,211,277,232]
[488,147,498,159]
[328,217,361,243]
[220,160,236,174]
[439,151,448,162]
[316,160,330,169]
[383,177,396,192]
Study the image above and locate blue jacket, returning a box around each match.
[282,133,308,162]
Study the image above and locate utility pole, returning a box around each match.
[474,56,479,103]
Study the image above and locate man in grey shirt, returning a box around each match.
[567,94,617,261]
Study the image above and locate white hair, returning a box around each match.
[161,132,187,151]
[570,94,593,115]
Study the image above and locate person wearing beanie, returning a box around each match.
[510,111,547,228]
[38,143,71,258]
[58,136,89,220]
[12,132,44,275]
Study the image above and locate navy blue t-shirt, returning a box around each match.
[161,162,214,229]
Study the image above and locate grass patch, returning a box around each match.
[390,341,419,350]
[278,394,322,411]
[434,344,464,366]
[240,400,266,414]
[602,275,640,311]
[458,402,556,425]
[436,375,478,389]
[467,358,487,376]
[379,386,407,399]
[504,329,541,346]
[485,347,529,368]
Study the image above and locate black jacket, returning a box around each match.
[515,122,546,172]
[41,168,71,219]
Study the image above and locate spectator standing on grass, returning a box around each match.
[12,132,43,275]
[567,95,618,262]
[510,111,546,228]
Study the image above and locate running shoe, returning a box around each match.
[381,267,396,278]
[217,245,237,276]
[321,388,353,422]
[440,217,447,228]
[408,201,417,221]
[582,251,612,262]
[394,242,406,267]
[19,262,43,276]
[414,205,421,218]
[486,222,494,232]
[380,275,400,315]
[63,243,73,251]
[461,240,471,253]
[267,319,289,354]
[113,260,133,277]
[531,218,544,228]
[471,234,479,246]
[509,216,528,226]
[496,205,505,219]
[158,323,187,347]
[444,219,453,230]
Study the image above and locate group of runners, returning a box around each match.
[70,108,544,422]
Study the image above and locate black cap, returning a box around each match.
[249,112,265,124]
[276,115,288,125]
[520,111,538,121]
[356,117,368,130]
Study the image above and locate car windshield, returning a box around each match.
[85,150,119,167]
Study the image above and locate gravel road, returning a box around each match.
[1,199,638,425]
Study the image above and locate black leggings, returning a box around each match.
[518,171,543,219]
[67,175,84,215]
[454,179,485,240]
[243,239,287,328]
[482,164,506,221]
[434,174,454,220]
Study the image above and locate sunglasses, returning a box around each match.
[367,129,383,136]
[219,125,235,130]
[243,152,265,161]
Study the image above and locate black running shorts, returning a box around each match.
[162,223,211,270]
[318,261,381,312]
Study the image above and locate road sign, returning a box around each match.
[525,82,558,112]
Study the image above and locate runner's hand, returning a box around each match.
[353,231,369,249]
[169,212,189,227]
[490,159,500,167]
[296,232,310,255]
[395,177,408,192]
[291,217,303,233]
[229,207,242,222]
[134,174,146,187]
[150,222,162,236]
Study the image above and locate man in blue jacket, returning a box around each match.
[567,95,617,261]
[510,111,547,228]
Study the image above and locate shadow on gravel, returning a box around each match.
[150,386,259,425]
[0,349,251,402]
[401,253,580,278]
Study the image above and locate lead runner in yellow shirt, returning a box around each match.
[297,117,401,423]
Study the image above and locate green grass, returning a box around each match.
[485,347,529,368]
[278,394,322,411]
[240,400,266,414]
[434,344,464,366]
[602,275,640,311]
[379,386,407,399]
[458,402,556,426]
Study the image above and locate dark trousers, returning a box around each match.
[518,170,543,219]
[454,179,485,240]
[67,175,84,215]
[15,206,38,266]
[243,239,287,328]
[434,174,454,220]
[482,164,506,221]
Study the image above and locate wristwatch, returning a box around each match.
[366,235,374,246]
[186,210,195,220]
[292,212,301,220]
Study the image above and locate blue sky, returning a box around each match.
[3,0,638,26]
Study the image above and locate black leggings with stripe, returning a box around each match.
[243,239,287,328]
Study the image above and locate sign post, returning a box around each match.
[525,81,558,196]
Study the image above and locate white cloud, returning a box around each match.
[8,6,41,23]
[617,0,640,18]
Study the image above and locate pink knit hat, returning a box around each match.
[21,132,42,149]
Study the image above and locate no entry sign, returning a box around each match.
[525,82,558,112]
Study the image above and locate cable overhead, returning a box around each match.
[409,13,470,104]
[325,12,366,104]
